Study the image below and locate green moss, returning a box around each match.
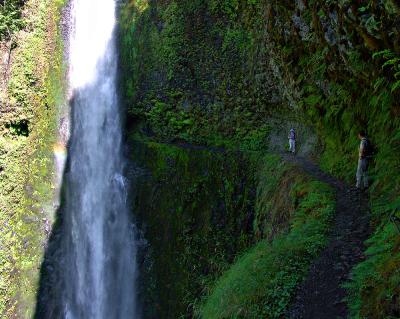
[119,0,277,148]
[0,0,25,40]
[121,0,400,317]
[131,145,335,318]
[131,139,259,318]
[345,126,400,318]
[199,176,335,318]
[254,155,304,240]
[346,222,400,319]
[0,0,66,316]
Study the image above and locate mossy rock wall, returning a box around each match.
[0,0,65,316]
[120,1,400,317]
[130,139,258,318]
[128,139,336,318]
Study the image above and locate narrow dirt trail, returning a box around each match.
[141,140,371,317]
[282,153,370,319]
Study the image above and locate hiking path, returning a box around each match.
[282,153,370,319]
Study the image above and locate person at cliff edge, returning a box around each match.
[356,130,371,190]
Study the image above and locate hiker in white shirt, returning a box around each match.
[288,128,296,154]
[356,131,371,190]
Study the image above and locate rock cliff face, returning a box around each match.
[129,137,337,319]
[1,0,399,317]
[129,139,257,318]
[0,0,65,316]
[120,1,400,318]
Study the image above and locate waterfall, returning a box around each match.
[52,0,138,317]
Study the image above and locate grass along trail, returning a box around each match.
[283,153,371,319]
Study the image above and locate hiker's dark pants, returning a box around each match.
[356,158,368,188]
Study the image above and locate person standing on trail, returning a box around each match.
[288,128,296,154]
[356,130,370,190]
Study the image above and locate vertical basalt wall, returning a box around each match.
[128,137,337,319]
[129,139,257,318]
[120,1,400,317]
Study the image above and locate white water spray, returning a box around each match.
[60,0,138,317]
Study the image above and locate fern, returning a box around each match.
[372,49,395,60]
[0,0,25,40]
[373,49,400,93]
[391,81,400,93]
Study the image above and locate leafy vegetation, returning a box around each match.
[119,0,271,148]
[131,142,335,319]
[0,0,25,40]
[373,50,400,93]
[198,156,335,318]
[1,0,399,317]
[120,0,400,317]
[130,138,259,318]
[0,0,65,316]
